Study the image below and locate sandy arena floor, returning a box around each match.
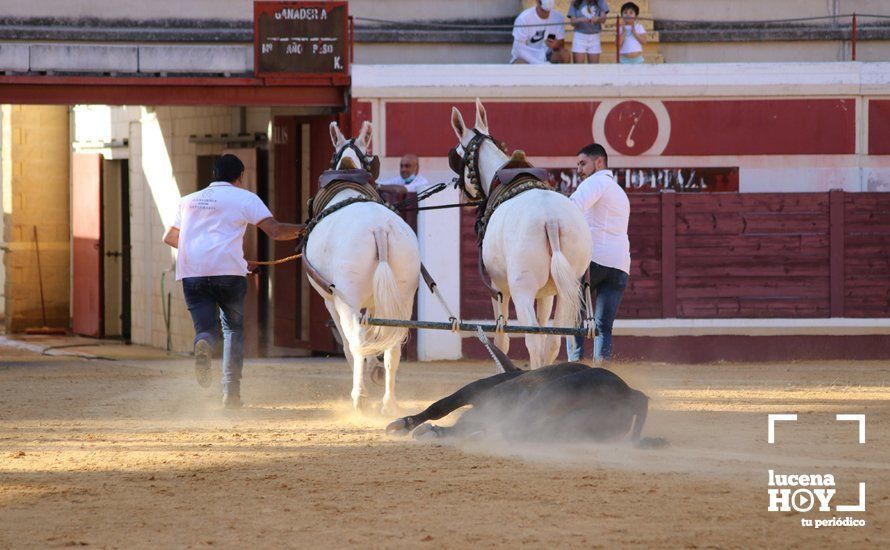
[1,345,888,548]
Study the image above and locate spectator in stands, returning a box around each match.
[617,2,647,64]
[567,143,631,364]
[377,153,429,194]
[511,0,570,64]
[568,0,610,64]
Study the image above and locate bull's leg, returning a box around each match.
[380,344,401,416]
[536,295,560,365]
[385,371,522,435]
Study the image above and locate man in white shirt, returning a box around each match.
[511,0,569,64]
[567,143,631,363]
[163,154,302,408]
[376,153,429,194]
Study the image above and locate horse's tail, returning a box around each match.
[545,219,582,331]
[356,226,411,356]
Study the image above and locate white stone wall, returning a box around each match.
[73,104,241,353]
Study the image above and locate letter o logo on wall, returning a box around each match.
[592,99,671,157]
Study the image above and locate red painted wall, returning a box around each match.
[663,99,855,156]
[868,100,890,155]
[386,99,858,157]
[387,101,600,158]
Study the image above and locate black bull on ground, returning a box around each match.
[387,338,661,446]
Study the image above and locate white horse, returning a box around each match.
[304,121,420,414]
[450,99,592,368]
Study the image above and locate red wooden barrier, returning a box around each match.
[459,191,890,321]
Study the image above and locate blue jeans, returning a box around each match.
[182,276,247,389]
[567,262,629,362]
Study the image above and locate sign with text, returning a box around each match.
[254,1,349,78]
[547,167,739,195]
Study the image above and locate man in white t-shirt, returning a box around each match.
[511,0,569,64]
[376,153,430,194]
[163,154,302,408]
[567,143,631,363]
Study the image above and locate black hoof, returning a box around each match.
[386,417,414,436]
[412,423,442,441]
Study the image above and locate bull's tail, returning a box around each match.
[355,227,411,356]
[545,220,582,330]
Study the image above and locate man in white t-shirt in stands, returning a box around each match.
[567,143,631,363]
[163,154,303,409]
[511,0,570,64]
[376,153,429,194]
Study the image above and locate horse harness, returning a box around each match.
[449,130,554,301]
[299,168,399,297]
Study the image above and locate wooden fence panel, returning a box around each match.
[675,193,831,318]
[459,191,890,323]
[844,193,890,317]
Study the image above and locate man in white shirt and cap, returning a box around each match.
[377,153,430,194]
[163,154,303,408]
[567,143,631,363]
[511,0,570,64]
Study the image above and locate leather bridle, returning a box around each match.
[448,129,506,202]
[330,138,380,180]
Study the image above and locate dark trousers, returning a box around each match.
[182,276,247,389]
[567,262,629,362]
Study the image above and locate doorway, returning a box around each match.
[102,159,131,340]
[71,154,131,340]
[271,115,338,354]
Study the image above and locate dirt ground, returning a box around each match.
[1,344,888,548]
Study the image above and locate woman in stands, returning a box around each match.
[568,0,610,64]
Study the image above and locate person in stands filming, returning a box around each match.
[617,2,647,64]
[511,0,570,64]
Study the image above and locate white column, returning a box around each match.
[416,170,462,360]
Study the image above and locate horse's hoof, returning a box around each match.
[381,403,401,418]
[386,417,413,436]
[412,423,441,441]
[352,395,369,414]
[370,365,385,386]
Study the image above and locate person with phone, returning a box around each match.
[618,2,647,64]
[568,0,610,64]
[511,0,569,64]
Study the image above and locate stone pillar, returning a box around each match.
[1,105,71,332]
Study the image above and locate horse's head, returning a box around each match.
[448,98,505,201]
[329,121,379,178]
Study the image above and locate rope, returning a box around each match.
[250,253,302,267]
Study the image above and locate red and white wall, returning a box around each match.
[352,63,890,361]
